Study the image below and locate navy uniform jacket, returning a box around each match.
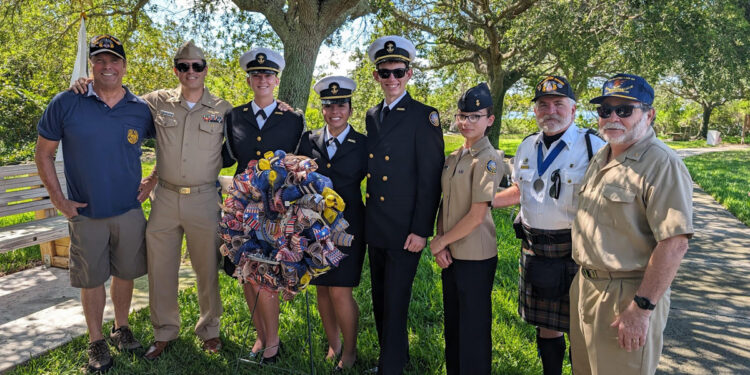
[297,127,367,256]
[221,102,305,173]
[365,92,444,249]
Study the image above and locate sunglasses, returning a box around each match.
[175,62,206,73]
[549,169,561,199]
[377,68,407,79]
[596,104,649,119]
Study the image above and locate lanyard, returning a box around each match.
[537,140,566,177]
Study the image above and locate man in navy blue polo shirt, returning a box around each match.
[34,34,154,373]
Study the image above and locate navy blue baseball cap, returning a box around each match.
[589,73,654,105]
[532,76,576,102]
[458,82,493,112]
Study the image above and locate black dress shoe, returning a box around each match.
[261,341,283,364]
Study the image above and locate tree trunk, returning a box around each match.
[277,35,324,110]
[486,69,523,149]
[700,104,713,139]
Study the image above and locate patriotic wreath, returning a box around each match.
[218,150,351,300]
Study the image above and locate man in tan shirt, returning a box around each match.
[570,73,694,375]
[139,41,233,358]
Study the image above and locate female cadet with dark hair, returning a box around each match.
[429,83,504,374]
[297,75,367,371]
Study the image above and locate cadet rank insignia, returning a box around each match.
[487,160,497,174]
[429,111,440,127]
[127,129,138,144]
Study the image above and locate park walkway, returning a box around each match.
[657,145,750,374]
[0,145,748,374]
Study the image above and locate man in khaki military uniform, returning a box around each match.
[570,73,694,375]
[140,41,232,358]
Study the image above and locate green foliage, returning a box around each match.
[683,150,750,226]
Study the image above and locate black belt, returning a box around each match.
[513,216,571,245]
[158,181,216,194]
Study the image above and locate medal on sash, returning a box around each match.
[535,140,566,194]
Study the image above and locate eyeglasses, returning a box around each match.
[175,62,206,73]
[454,114,490,123]
[377,68,407,79]
[549,169,561,199]
[596,104,649,119]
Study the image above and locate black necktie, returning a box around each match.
[326,137,340,147]
[255,109,267,120]
[381,106,390,121]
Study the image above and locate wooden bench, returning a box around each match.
[0,162,70,268]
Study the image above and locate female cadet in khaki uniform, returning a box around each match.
[297,76,367,371]
[430,83,504,375]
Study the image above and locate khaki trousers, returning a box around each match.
[570,271,670,375]
[146,185,222,341]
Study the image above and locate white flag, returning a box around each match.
[57,15,88,161]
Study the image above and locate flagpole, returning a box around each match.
[57,13,89,162]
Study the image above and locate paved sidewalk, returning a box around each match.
[0,262,196,373]
[657,145,750,374]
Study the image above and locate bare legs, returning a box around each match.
[316,286,359,368]
[243,283,280,358]
[82,276,134,342]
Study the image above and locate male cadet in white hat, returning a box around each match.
[221,46,305,364]
[69,39,232,360]
[364,35,444,375]
[492,76,605,375]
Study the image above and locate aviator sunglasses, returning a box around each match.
[596,104,649,119]
[175,62,207,73]
[377,68,407,79]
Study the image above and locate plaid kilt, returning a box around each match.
[518,228,578,333]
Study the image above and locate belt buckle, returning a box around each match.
[179,187,191,194]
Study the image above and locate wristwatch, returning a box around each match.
[633,295,656,310]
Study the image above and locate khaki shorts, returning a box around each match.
[68,208,148,288]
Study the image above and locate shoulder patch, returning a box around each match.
[429,111,440,127]
[487,160,497,174]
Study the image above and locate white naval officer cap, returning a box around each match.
[314,76,356,104]
[239,47,285,74]
[367,35,415,66]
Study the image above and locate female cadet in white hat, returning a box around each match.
[221,47,305,364]
[297,75,367,371]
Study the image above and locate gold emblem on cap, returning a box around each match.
[331,83,339,94]
[257,54,265,64]
[475,99,480,107]
[385,41,395,53]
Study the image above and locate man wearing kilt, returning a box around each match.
[492,76,604,375]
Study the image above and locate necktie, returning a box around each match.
[381,106,390,121]
[255,109,267,120]
[326,137,340,147]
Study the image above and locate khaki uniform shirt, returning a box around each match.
[142,87,232,186]
[572,128,694,272]
[440,136,505,260]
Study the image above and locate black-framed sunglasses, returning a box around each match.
[175,62,206,73]
[549,169,561,199]
[596,104,649,119]
[377,68,407,79]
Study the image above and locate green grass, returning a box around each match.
[683,150,750,226]
[0,212,42,275]
[7,207,554,375]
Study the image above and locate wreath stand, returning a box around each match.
[235,288,316,375]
